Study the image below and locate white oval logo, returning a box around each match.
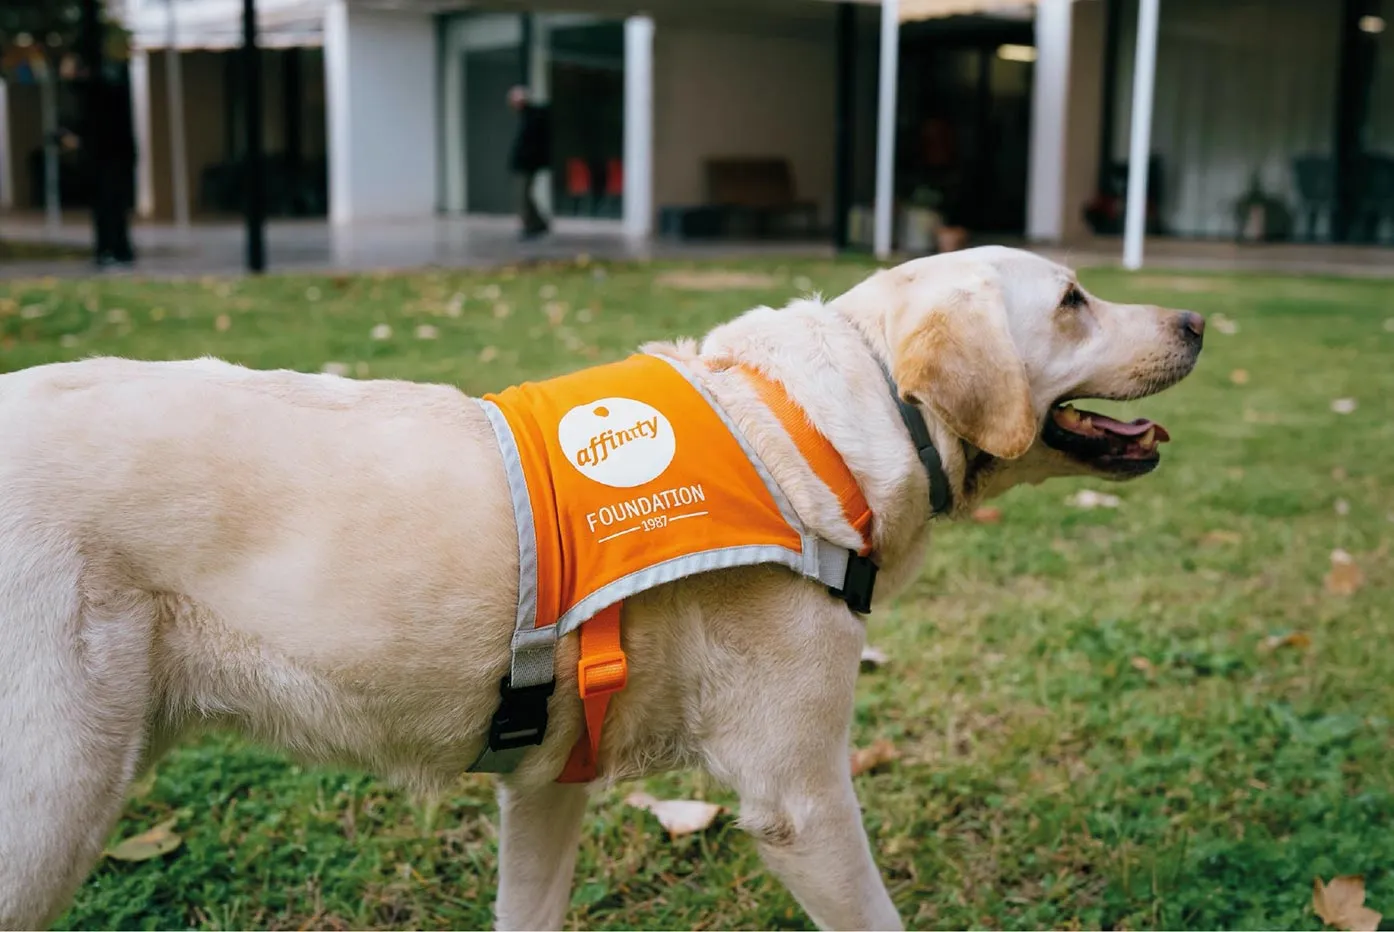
[558,397,676,488]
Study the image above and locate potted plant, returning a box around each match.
[899,185,944,254]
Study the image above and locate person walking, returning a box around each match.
[62,65,138,267]
[507,85,551,240]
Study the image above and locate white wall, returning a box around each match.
[651,23,837,221]
[326,2,437,223]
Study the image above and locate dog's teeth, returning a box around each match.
[1056,406,1082,427]
[1138,427,1156,449]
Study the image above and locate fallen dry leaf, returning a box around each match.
[850,738,900,777]
[1067,489,1121,510]
[1324,549,1365,596]
[1261,631,1312,652]
[214,314,231,332]
[493,302,512,319]
[971,506,1003,524]
[1333,467,1349,481]
[478,346,499,363]
[105,817,182,862]
[1212,313,1240,335]
[859,645,889,671]
[321,361,350,377]
[1202,529,1243,546]
[415,324,439,341]
[370,323,392,341]
[1335,499,1351,516]
[1331,398,1358,415]
[624,792,723,838]
[544,302,570,326]
[1230,368,1251,385]
[1314,875,1382,932]
[1130,656,1155,675]
[656,270,780,291]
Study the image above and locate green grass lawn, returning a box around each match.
[2,258,1392,931]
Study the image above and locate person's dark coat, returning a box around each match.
[509,104,552,174]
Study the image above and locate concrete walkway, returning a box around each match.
[0,213,833,280]
[3,212,1393,279]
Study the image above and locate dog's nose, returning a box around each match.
[1179,311,1205,340]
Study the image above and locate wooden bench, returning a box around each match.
[658,157,819,239]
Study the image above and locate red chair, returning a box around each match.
[565,157,593,215]
[604,159,623,198]
[602,159,623,217]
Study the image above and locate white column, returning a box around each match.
[130,50,155,218]
[873,0,899,260]
[0,77,13,210]
[530,16,552,218]
[165,0,191,228]
[1123,0,1160,270]
[441,19,466,213]
[324,4,439,224]
[622,15,654,239]
[1026,0,1072,242]
[324,0,353,224]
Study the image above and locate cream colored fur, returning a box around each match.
[0,247,1201,930]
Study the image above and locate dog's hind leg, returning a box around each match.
[493,780,589,931]
[0,528,154,930]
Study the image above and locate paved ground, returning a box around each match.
[0,214,834,279]
[4,211,1394,279]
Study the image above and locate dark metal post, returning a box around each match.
[79,0,104,260]
[1096,0,1122,197]
[283,48,303,215]
[242,0,266,272]
[832,2,856,250]
[1332,0,1380,243]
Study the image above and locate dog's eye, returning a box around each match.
[1060,286,1087,310]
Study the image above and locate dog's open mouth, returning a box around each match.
[1041,403,1170,475]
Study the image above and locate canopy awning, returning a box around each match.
[899,0,1038,22]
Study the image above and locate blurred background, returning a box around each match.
[0,0,1391,274]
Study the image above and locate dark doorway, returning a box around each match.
[898,15,1035,236]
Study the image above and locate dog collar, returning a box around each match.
[874,359,954,517]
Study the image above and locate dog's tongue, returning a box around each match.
[1055,405,1171,442]
[1089,412,1170,442]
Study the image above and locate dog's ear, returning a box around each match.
[892,282,1036,460]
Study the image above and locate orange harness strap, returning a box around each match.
[738,365,875,554]
[557,602,627,783]
[556,365,874,784]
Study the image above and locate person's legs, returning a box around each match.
[110,163,136,264]
[519,170,548,237]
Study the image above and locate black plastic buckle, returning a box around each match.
[487,676,556,751]
[830,552,878,615]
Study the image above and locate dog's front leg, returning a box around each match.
[732,751,903,930]
[704,598,903,931]
[494,779,589,931]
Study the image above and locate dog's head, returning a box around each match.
[836,246,1203,504]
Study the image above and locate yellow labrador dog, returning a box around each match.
[0,247,1202,930]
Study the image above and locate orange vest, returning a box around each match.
[471,354,873,780]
